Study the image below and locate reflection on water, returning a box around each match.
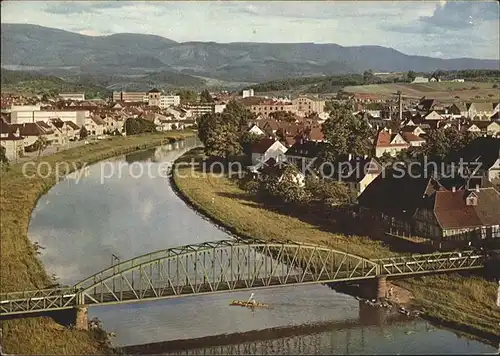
[28,138,496,354]
[125,148,158,164]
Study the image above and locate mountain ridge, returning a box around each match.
[2,23,498,83]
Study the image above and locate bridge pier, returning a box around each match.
[360,276,387,300]
[375,276,388,300]
[75,307,88,330]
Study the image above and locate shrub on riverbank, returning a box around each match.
[124,117,157,135]
[172,148,500,344]
[0,131,193,355]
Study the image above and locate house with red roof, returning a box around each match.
[414,187,500,241]
[401,132,426,147]
[374,128,410,157]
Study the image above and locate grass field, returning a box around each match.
[344,81,500,102]
[0,131,193,355]
[173,149,500,343]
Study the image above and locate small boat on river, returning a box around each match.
[229,300,269,308]
[230,293,268,308]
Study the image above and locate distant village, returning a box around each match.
[0,79,499,250]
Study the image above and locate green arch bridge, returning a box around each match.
[0,238,487,320]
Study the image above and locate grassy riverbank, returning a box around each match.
[0,131,193,355]
[172,148,500,344]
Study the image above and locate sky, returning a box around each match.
[1,0,499,59]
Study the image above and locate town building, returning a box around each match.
[412,76,429,83]
[249,138,287,167]
[59,93,85,101]
[242,89,255,98]
[112,91,149,103]
[292,95,326,115]
[374,129,410,157]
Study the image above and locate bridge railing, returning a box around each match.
[0,288,79,315]
[0,287,77,302]
[373,250,485,276]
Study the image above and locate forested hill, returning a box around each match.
[1,69,111,99]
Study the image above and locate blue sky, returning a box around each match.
[2,1,499,59]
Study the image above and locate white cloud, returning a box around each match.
[1,1,498,59]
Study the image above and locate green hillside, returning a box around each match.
[1,69,111,99]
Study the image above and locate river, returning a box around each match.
[28,137,497,354]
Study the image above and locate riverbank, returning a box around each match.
[0,131,194,355]
[171,148,500,346]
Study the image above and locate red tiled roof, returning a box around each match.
[433,188,500,229]
[375,131,409,148]
[305,126,324,141]
[251,138,278,154]
[10,123,46,136]
[401,132,425,142]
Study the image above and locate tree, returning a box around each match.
[200,89,214,103]
[269,111,296,122]
[34,136,49,159]
[407,70,416,83]
[321,102,373,160]
[197,101,257,160]
[421,127,480,161]
[80,125,88,140]
[177,90,198,105]
[0,146,8,166]
[240,131,263,156]
[263,165,308,204]
[431,69,445,80]
[223,100,256,128]
[363,69,375,84]
[305,177,350,206]
[197,113,242,159]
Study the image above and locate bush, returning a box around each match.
[125,118,157,135]
[240,178,261,194]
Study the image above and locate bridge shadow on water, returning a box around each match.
[121,300,412,355]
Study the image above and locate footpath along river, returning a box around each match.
[28,137,497,354]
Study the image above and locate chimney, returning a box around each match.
[399,92,403,122]
[452,186,456,193]
[388,128,392,135]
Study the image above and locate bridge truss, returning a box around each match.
[0,239,487,316]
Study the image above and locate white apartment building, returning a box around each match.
[159,95,181,109]
[214,104,227,113]
[59,93,85,101]
[242,89,255,98]
[10,108,88,126]
[412,77,429,83]
[9,105,42,113]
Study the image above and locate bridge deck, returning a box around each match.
[0,240,487,317]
